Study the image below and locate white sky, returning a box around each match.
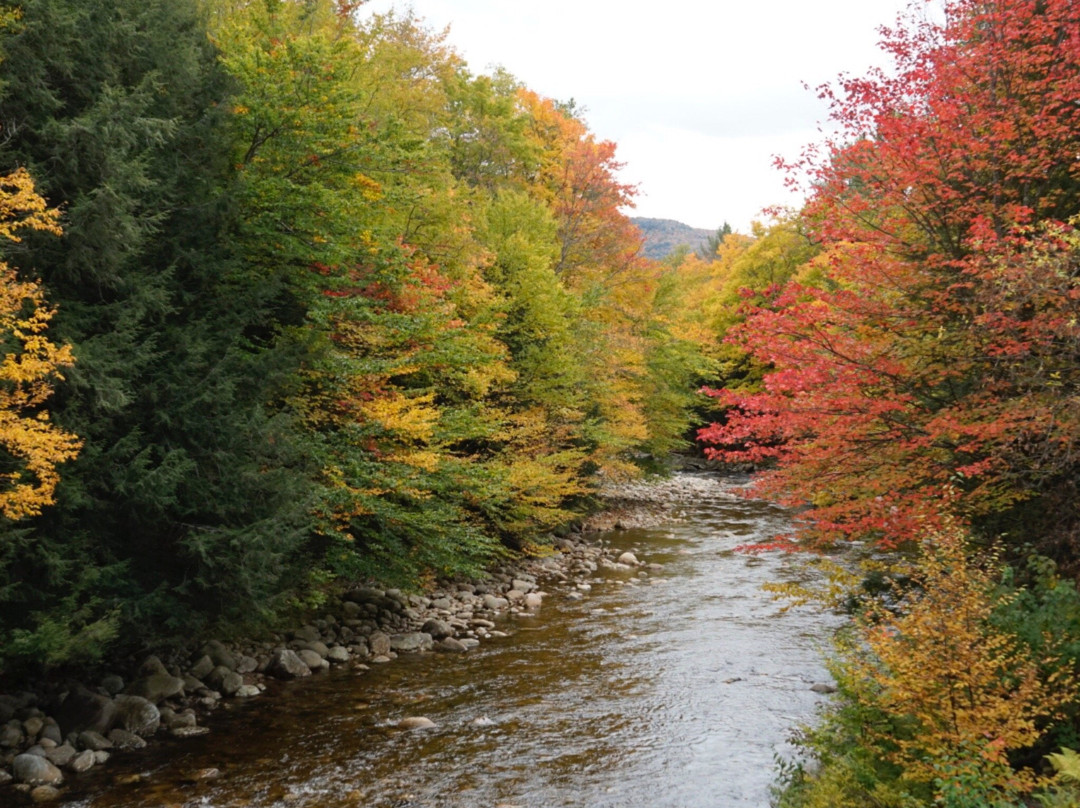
[361,0,916,231]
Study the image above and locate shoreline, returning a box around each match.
[1,475,701,802]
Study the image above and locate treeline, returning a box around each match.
[0,0,717,673]
[685,0,1080,804]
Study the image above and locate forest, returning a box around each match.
[1,0,1079,805]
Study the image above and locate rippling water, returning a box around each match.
[61,474,840,808]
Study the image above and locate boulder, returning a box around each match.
[44,743,77,768]
[367,631,391,657]
[68,750,96,773]
[326,646,351,664]
[12,754,63,786]
[112,695,160,736]
[435,637,468,653]
[54,684,115,736]
[481,594,509,611]
[389,633,433,653]
[125,673,185,705]
[206,665,244,697]
[267,649,311,680]
[297,649,328,672]
[420,618,452,640]
[76,731,112,752]
[107,729,147,749]
[188,655,215,680]
[200,640,237,671]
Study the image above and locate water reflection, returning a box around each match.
[63,474,839,808]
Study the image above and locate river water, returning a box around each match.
[62,474,840,808]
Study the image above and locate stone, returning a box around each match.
[13,754,63,786]
[107,729,147,750]
[296,640,329,658]
[482,594,509,611]
[23,717,44,739]
[200,640,237,671]
[39,720,62,746]
[524,592,543,609]
[76,731,112,752]
[183,675,208,694]
[170,726,211,738]
[54,685,115,736]
[0,768,10,786]
[29,785,61,802]
[68,750,96,773]
[296,649,328,671]
[420,618,452,640]
[44,743,77,768]
[125,673,185,705]
[389,633,433,653]
[136,655,169,678]
[188,655,215,681]
[505,589,525,603]
[0,720,24,748]
[234,654,259,674]
[206,666,244,697]
[511,579,535,593]
[92,751,110,765]
[292,625,322,643]
[397,717,436,730]
[618,551,639,566]
[810,683,838,694]
[367,631,391,657]
[163,711,197,730]
[99,674,125,696]
[326,646,350,664]
[235,685,261,698]
[267,649,311,680]
[435,637,468,653]
[112,695,160,736]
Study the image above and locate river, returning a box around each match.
[61,473,840,808]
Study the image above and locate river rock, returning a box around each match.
[39,720,62,745]
[99,674,125,696]
[511,579,535,593]
[420,618,452,640]
[30,785,61,802]
[397,717,436,730]
[524,592,543,609]
[235,654,259,674]
[170,725,211,738]
[44,743,76,767]
[505,589,525,603]
[617,551,639,566]
[107,729,147,750]
[297,649,328,671]
[268,649,312,680]
[206,665,244,696]
[482,595,509,611]
[810,683,837,694]
[200,640,237,671]
[135,655,169,678]
[389,633,433,653]
[368,631,391,657]
[23,716,44,739]
[54,684,115,736]
[326,646,350,664]
[125,672,186,704]
[235,685,261,698]
[68,750,96,773]
[293,625,322,643]
[296,640,330,658]
[435,637,468,653]
[13,754,63,786]
[188,655,215,680]
[76,731,112,751]
[1,720,24,748]
[0,768,10,786]
[112,695,160,736]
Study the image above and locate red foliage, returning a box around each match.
[700,0,1080,551]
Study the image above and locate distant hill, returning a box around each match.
[632,217,714,260]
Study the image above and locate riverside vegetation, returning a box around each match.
[1,0,1080,806]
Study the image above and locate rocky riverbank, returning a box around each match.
[0,477,693,803]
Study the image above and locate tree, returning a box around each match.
[700,0,1080,557]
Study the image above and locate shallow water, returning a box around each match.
[61,474,840,808]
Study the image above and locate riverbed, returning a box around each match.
[62,473,840,808]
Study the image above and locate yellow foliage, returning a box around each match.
[851,527,1072,797]
[0,169,81,520]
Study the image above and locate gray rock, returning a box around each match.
[297,649,328,671]
[0,768,10,786]
[188,655,215,680]
[235,685,261,698]
[368,631,391,657]
[296,640,330,658]
[206,665,243,696]
[389,633,433,653]
[68,750,96,773]
[54,685,115,736]
[326,646,350,663]
[511,579,535,593]
[200,640,237,671]
[76,731,112,751]
[1,720,24,748]
[524,592,543,609]
[13,754,63,786]
[29,784,61,802]
[481,594,509,611]
[125,673,185,705]
[136,655,169,678]
[163,710,197,730]
[435,637,468,653]
[810,683,838,694]
[618,551,639,565]
[93,751,110,765]
[99,674,125,695]
[506,589,525,603]
[397,717,436,730]
[23,745,47,757]
[45,743,77,768]
[234,654,259,674]
[23,716,44,739]
[107,729,147,749]
[113,695,160,736]
[267,649,311,680]
[420,618,452,640]
[39,720,62,746]
[292,625,322,643]
[169,725,210,738]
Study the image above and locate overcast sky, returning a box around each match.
[361,0,917,231]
